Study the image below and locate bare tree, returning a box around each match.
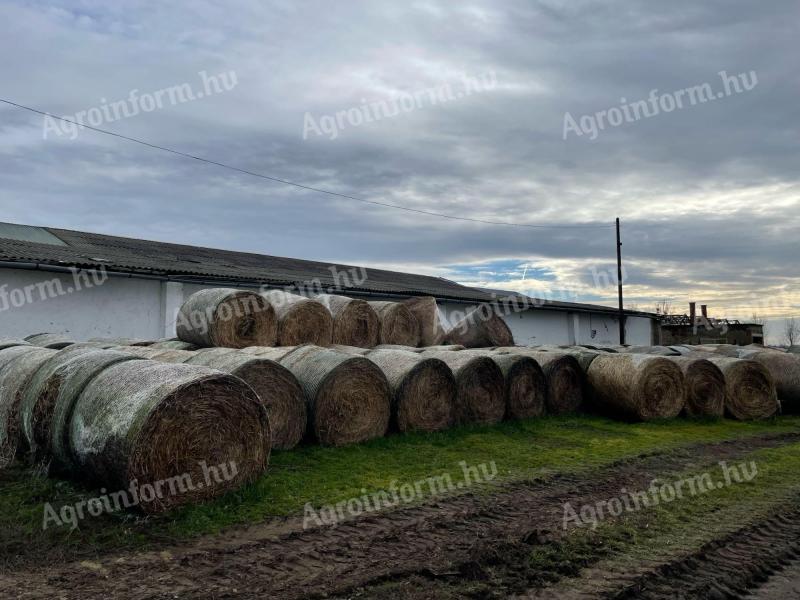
[785,317,799,347]
[654,299,673,316]
[750,312,766,325]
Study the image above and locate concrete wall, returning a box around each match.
[0,268,655,346]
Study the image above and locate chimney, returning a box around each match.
[701,304,708,318]
[689,302,696,323]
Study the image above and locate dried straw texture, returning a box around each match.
[586,354,686,421]
[177,288,277,348]
[373,344,422,352]
[368,301,421,347]
[618,345,680,356]
[112,346,169,359]
[497,349,584,415]
[0,339,31,350]
[262,291,333,347]
[738,352,800,412]
[49,350,143,474]
[664,356,725,417]
[329,344,371,355]
[403,297,446,346]
[18,345,103,461]
[277,345,390,446]
[24,333,75,349]
[365,349,456,432]
[150,340,201,351]
[0,346,57,468]
[420,345,465,352]
[88,337,155,346]
[183,351,306,450]
[70,361,270,513]
[315,294,379,348]
[705,356,779,420]
[446,308,514,348]
[418,350,505,425]
[487,353,546,419]
[240,346,299,360]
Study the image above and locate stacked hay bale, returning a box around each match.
[586,354,686,421]
[446,307,513,348]
[150,340,200,351]
[89,337,155,346]
[403,297,446,346]
[418,349,505,425]
[368,301,420,346]
[69,359,271,512]
[706,356,780,419]
[315,294,379,348]
[176,288,276,348]
[0,339,30,350]
[736,350,800,413]
[364,349,456,432]
[24,333,74,349]
[487,353,546,419]
[262,290,333,346]
[664,356,726,417]
[496,348,584,415]
[0,346,57,468]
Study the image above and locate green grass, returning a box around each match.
[2,415,800,565]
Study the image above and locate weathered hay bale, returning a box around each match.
[0,346,57,468]
[261,290,333,347]
[705,356,779,420]
[240,346,298,360]
[150,340,201,351]
[373,344,422,352]
[587,354,686,421]
[446,307,514,348]
[403,297,446,346]
[495,349,585,414]
[486,353,546,419]
[23,333,75,349]
[616,345,680,356]
[111,345,167,358]
[70,361,271,512]
[150,349,197,362]
[49,350,143,474]
[664,356,725,417]
[330,344,371,356]
[182,351,306,450]
[368,301,420,346]
[420,344,465,352]
[365,349,456,432]
[88,337,155,346]
[315,294,379,348]
[0,339,31,350]
[18,345,103,461]
[418,350,505,425]
[736,352,800,412]
[277,345,390,446]
[176,288,276,348]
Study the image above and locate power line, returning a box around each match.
[1,98,614,230]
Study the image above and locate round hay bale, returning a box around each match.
[420,345,465,352]
[365,349,456,432]
[616,345,680,356]
[176,288,276,348]
[315,294,379,348]
[277,345,390,446]
[240,346,299,360]
[496,349,585,414]
[446,308,514,348]
[0,339,31,350]
[0,346,57,468]
[705,356,778,420]
[150,349,197,362]
[183,351,306,450]
[23,333,75,349]
[330,344,371,356]
[373,344,422,352]
[488,353,546,420]
[262,291,333,347]
[665,356,725,417]
[368,301,420,347]
[70,361,271,512]
[18,345,103,461]
[111,346,167,358]
[418,350,505,425]
[586,354,685,421]
[49,350,143,474]
[150,340,201,351]
[88,337,155,346]
[735,351,800,413]
[403,297,446,346]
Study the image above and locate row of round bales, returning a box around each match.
[173,288,514,349]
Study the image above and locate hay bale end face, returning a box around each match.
[506,351,584,415]
[278,345,390,446]
[365,349,456,433]
[0,346,57,468]
[262,291,333,347]
[665,356,725,417]
[706,356,779,420]
[418,350,505,425]
[743,352,800,412]
[488,353,546,419]
[368,301,421,347]
[403,297,446,346]
[587,354,686,421]
[446,308,514,348]
[70,361,271,513]
[176,288,277,348]
[184,351,306,450]
[315,294,379,348]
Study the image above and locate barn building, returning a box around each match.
[0,221,658,345]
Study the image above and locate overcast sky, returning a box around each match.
[0,1,797,341]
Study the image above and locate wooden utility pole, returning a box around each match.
[616,217,625,344]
